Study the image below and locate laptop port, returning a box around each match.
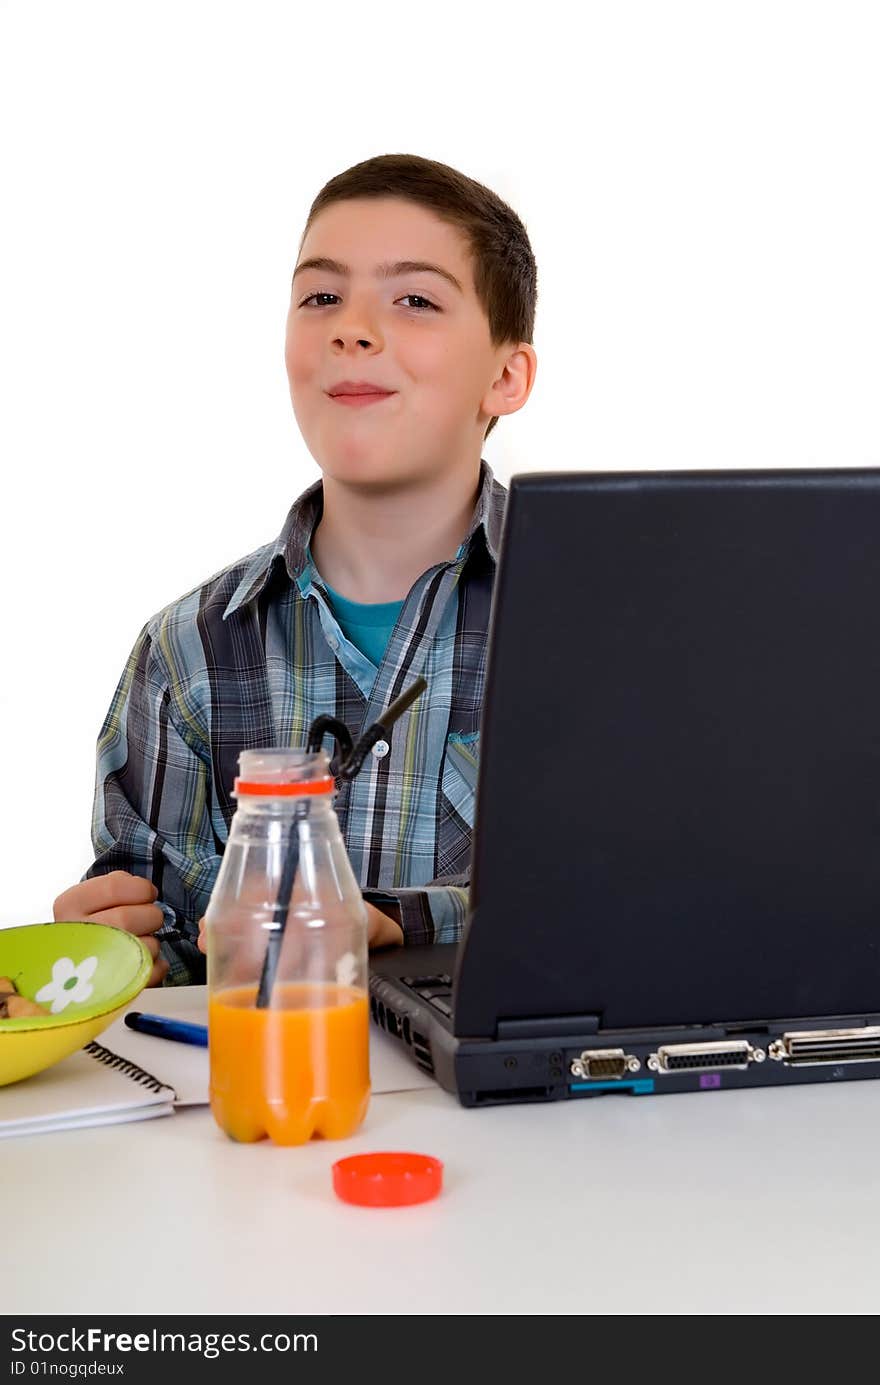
[646,1041,765,1073]
[570,1048,640,1080]
[411,1031,434,1075]
[768,1026,880,1066]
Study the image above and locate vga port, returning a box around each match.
[570,1048,640,1080]
[647,1040,765,1074]
[768,1026,880,1066]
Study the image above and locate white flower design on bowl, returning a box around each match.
[35,956,99,1014]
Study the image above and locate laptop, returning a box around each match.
[369,469,880,1106]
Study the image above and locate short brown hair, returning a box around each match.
[297,153,538,440]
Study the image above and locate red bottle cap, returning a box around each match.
[332,1152,443,1207]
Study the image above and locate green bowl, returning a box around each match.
[0,922,152,1086]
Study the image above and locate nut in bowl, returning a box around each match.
[0,922,152,1086]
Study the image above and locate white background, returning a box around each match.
[1,0,878,926]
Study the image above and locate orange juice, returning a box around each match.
[209,982,370,1145]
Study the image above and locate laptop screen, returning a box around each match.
[454,470,880,1036]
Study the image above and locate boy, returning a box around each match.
[51,153,538,985]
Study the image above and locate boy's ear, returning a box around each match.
[485,342,538,421]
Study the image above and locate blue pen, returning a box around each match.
[124,1011,208,1047]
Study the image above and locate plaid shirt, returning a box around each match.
[85,458,507,984]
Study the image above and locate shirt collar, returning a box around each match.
[223,457,504,620]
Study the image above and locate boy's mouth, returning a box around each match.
[327,378,397,402]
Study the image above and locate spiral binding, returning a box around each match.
[85,1040,172,1094]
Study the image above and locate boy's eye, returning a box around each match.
[298,292,439,312]
[398,294,438,311]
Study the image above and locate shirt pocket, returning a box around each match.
[435,732,480,879]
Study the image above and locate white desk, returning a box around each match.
[4,1039,880,1315]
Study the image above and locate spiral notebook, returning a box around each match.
[0,1041,176,1138]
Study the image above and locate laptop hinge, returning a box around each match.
[496,1014,601,1040]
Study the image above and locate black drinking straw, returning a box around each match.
[255,676,427,1008]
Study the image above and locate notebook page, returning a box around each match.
[102,996,208,1105]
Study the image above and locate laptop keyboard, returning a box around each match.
[400,974,454,1019]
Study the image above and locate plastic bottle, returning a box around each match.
[205,747,370,1145]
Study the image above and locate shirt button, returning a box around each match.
[327,636,339,650]
[372,740,390,759]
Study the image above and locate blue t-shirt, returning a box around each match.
[310,548,405,668]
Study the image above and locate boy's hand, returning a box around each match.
[53,871,168,987]
[364,901,404,949]
[196,902,403,955]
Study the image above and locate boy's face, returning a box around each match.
[285,197,519,489]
